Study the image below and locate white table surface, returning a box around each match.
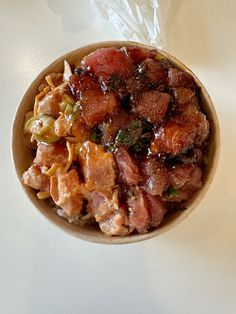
[1,0,236,313]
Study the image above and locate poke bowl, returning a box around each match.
[11,41,220,244]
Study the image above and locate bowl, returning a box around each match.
[11,41,220,244]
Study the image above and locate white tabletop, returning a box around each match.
[1,0,236,313]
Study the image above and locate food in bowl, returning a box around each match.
[22,46,210,236]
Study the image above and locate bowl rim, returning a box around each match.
[11,40,220,244]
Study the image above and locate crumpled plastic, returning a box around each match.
[89,0,172,48]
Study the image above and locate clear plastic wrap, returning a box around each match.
[89,0,172,48]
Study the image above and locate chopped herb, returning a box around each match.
[129,119,143,129]
[90,128,101,144]
[90,133,98,143]
[115,128,138,147]
[106,145,115,153]
[132,136,150,153]
[115,118,152,149]
[167,186,179,196]
[140,119,152,132]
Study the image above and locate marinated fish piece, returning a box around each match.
[141,157,169,196]
[169,164,202,189]
[151,121,197,156]
[145,194,167,227]
[114,147,142,185]
[83,47,134,82]
[135,90,170,124]
[50,169,84,217]
[88,189,119,222]
[168,68,195,88]
[23,165,50,192]
[78,141,116,193]
[69,72,98,100]
[81,88,120,128]
[166,165,202,202]
[139,58,167,85]
[174,103,209,146]
[99,205,129,236]
[54,113,90,142]
[127,187,150,234]
[194,112,210,145]
[34,143,68,167]
[126,47,157,64]
[172,87,195,105]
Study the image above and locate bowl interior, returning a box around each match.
[11,41,220,244]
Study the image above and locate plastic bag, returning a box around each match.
[89,0,172,48]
